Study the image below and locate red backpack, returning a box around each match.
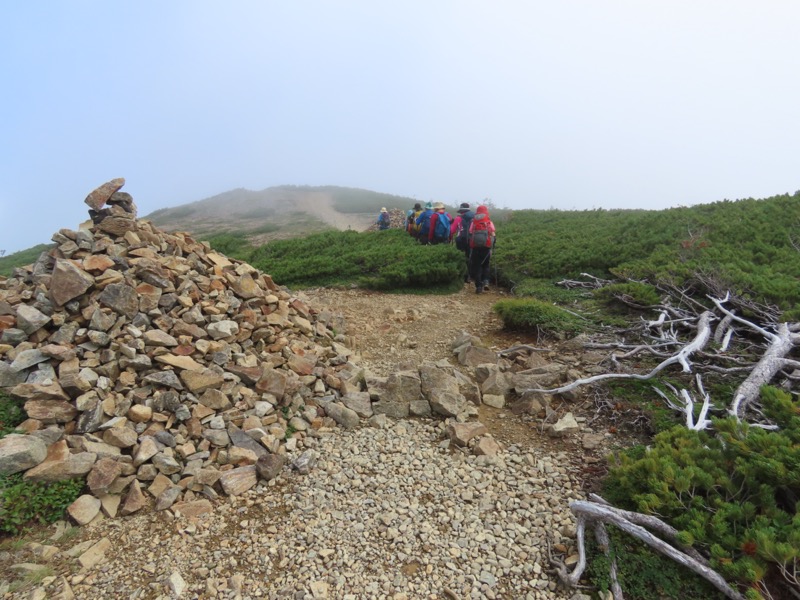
[469,216,492,248]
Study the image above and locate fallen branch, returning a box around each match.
[560,500,746,600]
[523,312,714,396]
[709,296,800,420]
[653,375,713,430]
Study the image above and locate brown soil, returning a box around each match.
[300,283,648,496]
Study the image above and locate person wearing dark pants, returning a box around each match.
[452,202,474,282]
[469,246,492,293]
[467,205,496,294]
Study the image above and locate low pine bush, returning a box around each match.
[587,529,726,599]
[593,282,661,308]
[492,298,583,338]
[248,229,465,291]
[602,386,800,597]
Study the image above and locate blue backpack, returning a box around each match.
[416,209,433,237]
[433,212,451,242]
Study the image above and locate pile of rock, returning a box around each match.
[0,180,510,527]
[364,208,409,232]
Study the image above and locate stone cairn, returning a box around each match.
[0,179,549,527]
[364,208,408,232]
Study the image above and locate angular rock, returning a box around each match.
[548,412,580,437]
[458,345,497,367]
[0,362,28,387]
[447,422,488,446]
[23,399,77,424]
[372,370,419,419]
[15,305,51,335]
[77,537,112,569]
[474,436,501,456]
[10,349,50,371]
[155,354,204,371]
[341,392,373,418]
[143,329,178,347]
[0,434,48,475]
[172,499,213,518]
[227,425,267,458]
[87,457,122,495]
[98,283,139,319]
[219,465,257,495]
[24,450,96,482]
[198,388,231,410]
[84,177,125,210]
[142,370,183,390]
[207,320,239,340]
[255,368,287,400]
[179,368,224,393]
[256,454,287,481]
[429,390,468,418]
[67,494,101,526]
[155,486,182,511]
[324,402,360,429]
[482,394,506,408]
[50,259,94,307]
[120,480,147,515]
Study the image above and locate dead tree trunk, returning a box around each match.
[523,311,714,396]
[557,500,746,600]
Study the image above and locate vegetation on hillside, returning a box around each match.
[493,191,800,318]
[4,188,800,597]
[247,229,465,291]
[602,387,800,597]
[0,245,53,277]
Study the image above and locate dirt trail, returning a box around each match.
[300,283,516,376]
[292,192,375,231]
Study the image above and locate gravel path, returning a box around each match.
[1,287,594,600]
[31,419,581,600]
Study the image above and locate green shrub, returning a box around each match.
[587,529,726,599]
[202,233,254,261]
[602,386,800,595]
[249,229,465,291]
[492,192,800,317]
[0,392,25,439]
[0,244,54,277]
[492,298,583,337]
[511,278,589,303]
[0,474,84,534]
[593,282,661,308]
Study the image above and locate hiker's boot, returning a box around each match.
[476,286,483,294]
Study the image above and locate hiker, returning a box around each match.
[468,205,496,294]
[415,201,435,244]
[428,202,452,245]
[377,208,391,230]
[451,202,475,281]
[407,202,423,239]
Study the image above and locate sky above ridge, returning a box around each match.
[1,1,799,253]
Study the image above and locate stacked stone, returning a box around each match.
[364,208,409,231]
[0,179,380,522]
[0,180,510,526]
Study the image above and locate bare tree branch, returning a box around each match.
[523,312,714,396]
[561,501,747,600]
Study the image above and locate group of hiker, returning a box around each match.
[377,201,496,294]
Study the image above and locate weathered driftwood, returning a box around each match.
[557,500,746,600]
[708,295,800,419]
[523,311,714,396]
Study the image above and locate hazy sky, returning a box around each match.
[2,1,799,253]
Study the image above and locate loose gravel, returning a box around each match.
[11,419,583,600]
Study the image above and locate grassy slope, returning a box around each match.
[0,245,53,277]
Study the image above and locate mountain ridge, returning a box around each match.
[144,185,421,242]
